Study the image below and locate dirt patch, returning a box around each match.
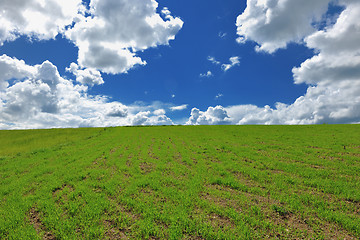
[103,219,129,240]
[182,235,205,240]
[268,210,357,240]
[108,196,141,222]
[200,192,237,210]
[52,184,74,205]
[28,207,56,240]
[307,146,321,149]
[203,184,357,239]
[103,197,143,239]
[92,153,107,166]
[52,184,74,198]
[232,171,267,189]
[208,213,234,229]
[148,150,159,160]
[139,162,154,174]
[110,147,120,154]
[309,164,325,169]
[126,158,132,167]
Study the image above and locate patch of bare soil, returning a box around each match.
[52,184,74,199]
[202,184,357,239]
[103,197,143,239]
[103,218,129,240]
[208,213,234,229]
[148,149,159,160]
[28,207,56,240]
[181,235,206,240]
[139,162,154,174]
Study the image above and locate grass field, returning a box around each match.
[0,125,360,239]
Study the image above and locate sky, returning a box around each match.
[0,0,359,129]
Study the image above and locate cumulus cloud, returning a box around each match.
[186,1,360,125]
[200,71,213,78]
[65,0,184,74]
[0,0,82,45]
[186,106,231,125]
[153,109,166,115]
[1,0,183,75]
[170,104,188,111]
[293,1,360,85]
[236,0,331,53]
[66,63,104,86]
[221,57,240,72]
[226,80,360,125]
[0,54,35,90]
[0,55,174,129]
[106,103,128,118]
[131,111,172,126]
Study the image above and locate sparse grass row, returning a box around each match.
[0,125,360,239]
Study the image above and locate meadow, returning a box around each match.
[0,125,359,239]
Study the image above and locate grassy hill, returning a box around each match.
[1,125,360,239]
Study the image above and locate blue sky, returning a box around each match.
[0,0,359,128]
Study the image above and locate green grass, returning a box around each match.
[1,125,360,239]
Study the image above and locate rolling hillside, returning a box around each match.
[1,125,360,239]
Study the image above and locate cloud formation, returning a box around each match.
[65,0,184,74]
[0,0,183,76]
[0,0,82,45]
[186,106,231,125]
[221,57,240,72]
[200,71,213,78]
[186,0,360,125]
[170,104,188,111]
[207,56,240,72]
[0,0,185,129]
[66,63,104,86]
[207,56,221,65]
[236,0,331,53]
[0,55,174,129]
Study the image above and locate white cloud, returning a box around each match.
[207,56,240,72]
[154,109,166,115]
[0,0,83,45]
[0,54,35,90]
[236,0,332,53]
[0,55,174,129]
[200,71,213,78]
[186,1,360,125]
[65,0,184,74]
[293,1,360,86]
[170,104,188,111]
[66,63,104,86]
[207,56,221,65]
[0,0,183,75]
[186,106,231,125]
[106,103,128,118]
[215,93,223,99]
[131,111,173,126]
[161,7,172,18]
[221,56,240,72]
